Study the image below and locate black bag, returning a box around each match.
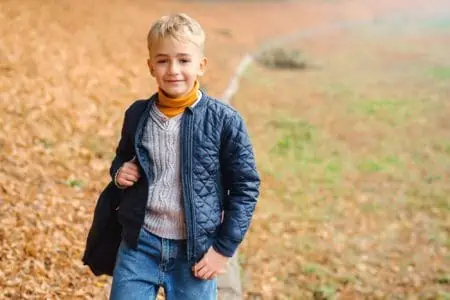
[82,99,148,276]
[82,182,122,276]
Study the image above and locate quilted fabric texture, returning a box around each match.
[191,99,260,258]
[109,92,260,263]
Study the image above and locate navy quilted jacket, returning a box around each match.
[109,92,260,263]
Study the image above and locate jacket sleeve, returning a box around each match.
[213,111,260,257]
[109,107,135,183]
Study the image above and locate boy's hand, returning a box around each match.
[115,158,140,188]
[192,247,228,280]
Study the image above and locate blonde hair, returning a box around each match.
[147,13,205,56]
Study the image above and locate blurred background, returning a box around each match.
[0,0,449,298]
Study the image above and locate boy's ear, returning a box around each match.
[197,57,208,77]
[147,58,155,77]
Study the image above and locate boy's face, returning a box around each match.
[147,37,207,98]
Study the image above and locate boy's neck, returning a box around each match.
[159,81,198,99]
[156,81,200,117]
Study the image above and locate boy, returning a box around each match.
[109,13,260,300]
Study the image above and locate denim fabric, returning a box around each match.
[110,227,217,300]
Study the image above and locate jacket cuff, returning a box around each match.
[212,236,239,258]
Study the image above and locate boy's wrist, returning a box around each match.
[212,245,232,258]
[212,237,237,258]
[114,167,126,189]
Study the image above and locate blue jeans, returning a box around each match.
[110,227,217,300]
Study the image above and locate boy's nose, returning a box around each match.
[168,61,180,74]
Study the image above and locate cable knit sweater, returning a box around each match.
[142,92,201,240]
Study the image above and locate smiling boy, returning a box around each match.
[109,13,260,300]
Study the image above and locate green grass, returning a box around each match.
[270,118,317,158]
[236,15,450,299]
[39,138,54,149]
[353,98,404,115]
[348,97,418,125]
[438,291,450,300]
[303,263,322,275]
[442,143,450,156]
[428,66,450,80]
[357,155,402,173]
[66,178,85,188]
[437,274,450,285]
[423,17,450,30]
[313,284,338,300]
[323,83,359,100]
[268,117,344,188]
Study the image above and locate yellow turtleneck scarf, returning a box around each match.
[156,81,200,118]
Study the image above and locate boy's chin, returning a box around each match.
[160,87,188,98]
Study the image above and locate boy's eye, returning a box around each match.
[156,60,168,64]
[180,59,191,64]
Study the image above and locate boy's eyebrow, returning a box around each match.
[154,53,192,58]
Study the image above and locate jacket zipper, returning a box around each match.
[181,111,194,262]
